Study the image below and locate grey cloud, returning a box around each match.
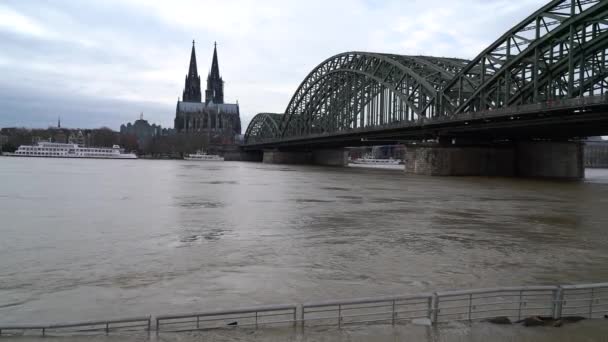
[0,0,548,131]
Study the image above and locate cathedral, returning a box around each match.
[174,41,241,143]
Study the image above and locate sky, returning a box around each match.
[0,0,547,131]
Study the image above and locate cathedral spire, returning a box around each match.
[210,41,220,79]
[206,41,224,104]
[188,40,198,78]
[183,40,202,102]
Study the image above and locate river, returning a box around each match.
[1,158,608,328]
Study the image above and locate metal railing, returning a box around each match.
[560,282,608,319]
[156,304,297,333]
[302,294,432,327]
[0,316,151,336]
[433,286,557,323]
[2,282,608,336]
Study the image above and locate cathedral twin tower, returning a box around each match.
[174,41,241,139]
[182,41,223,104]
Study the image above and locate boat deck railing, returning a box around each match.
[1,282,607,336]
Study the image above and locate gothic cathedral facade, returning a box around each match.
[174,41,241,143]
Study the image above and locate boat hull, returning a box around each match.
[2,154,137,159]
[184,157,224,161]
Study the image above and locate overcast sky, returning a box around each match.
[0,0,546,131]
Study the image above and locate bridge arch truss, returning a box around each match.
[245,0,608,145]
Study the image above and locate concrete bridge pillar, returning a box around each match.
[262,150,312,164]
[515,141,584,179]
[405,141,584,179]
[404,146,515,177]
[262,148,348,166]
[224,150,263,162]
[312,149,349,166]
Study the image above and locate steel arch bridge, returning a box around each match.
[245,0,608,147]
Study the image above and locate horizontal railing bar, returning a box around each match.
[561,283,608,290]
[156,320,197,326]
[164,316,254,324]
[64,323,151,331]
[514,306,553,310]
[437,296,551,304]
[564,288,608,293]
[339,310,394,319]
[0,316,150,331]
[0,325,49,330]
[304,307,428,319]
[469,301,520,307]
[563,296,608,302]
[396,314,429,320]
[300,316,344,322]
[393,308,429,315]
[158,318,296,332]
[342,317,392,325]
[303,308,340,314]
[49,317,150,329]
[438,304,474,310]
[471,308,532,314]
[442,294,553,301]
[196,312,294,323]
[563,304,605,310]
[339,304,398,311]
[303,294,432,308]
[437,286,557,297]
[560,309,608,315]
[157,304,296,321]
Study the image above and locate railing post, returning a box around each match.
[196,315,200,329]
[392,300,396,325]
[468,294,473,321]
[553,287,564,320]
[147,317,151,332]
[255,311,258,329]
[517,290,523,321]
[105,322,109,334]
[338,304,342,328]
[300,304,305,328]
[156,318,160,335]
[431,293,439,324]
[42,328,45,337]
[293,306,297,327]
[589,288,595,318]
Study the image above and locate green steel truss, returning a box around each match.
[245,0,608,144]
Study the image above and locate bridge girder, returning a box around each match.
[243,113,282,144]
[440,0,608,115]
[244,0,608,146]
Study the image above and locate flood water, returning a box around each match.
[1,158,608,327]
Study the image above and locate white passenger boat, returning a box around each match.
[351,155,402,165]
[4,142,137,159]
[184,151,224,161]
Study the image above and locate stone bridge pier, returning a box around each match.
[262,149,349,166]
[405,141,584,179]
